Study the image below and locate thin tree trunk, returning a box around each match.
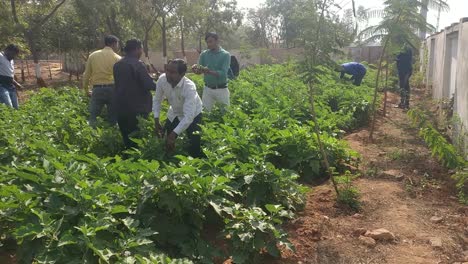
[383,58,389,116]
[161,15,168,65]
[180,18,186,61]
[47,54,52,80]
[369,37,390,140]
[26,60,30,78]
[143,30,151,71]
[419,0,429,40]
[309,82,339,195]
[20,60,25,82]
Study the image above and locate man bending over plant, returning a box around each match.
[337,62,367,86]
[0,44,23,109]
[153,59,205,158]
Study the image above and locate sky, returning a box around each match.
[237,0,468,32]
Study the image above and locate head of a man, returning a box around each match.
[104,35,120,53]
[205,32,219,51]
[4,44,20,61]
[335,64,345,72]
[166,59,187,87]
[123,39,143,59]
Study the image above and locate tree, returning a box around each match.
[419,0,448,39]
[190,0,243,51]
[152,0,180,64]
[244,7,281,48]
[298,0,355,196]
[9,0,67,85]
[360,0,441,140]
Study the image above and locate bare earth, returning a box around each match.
[276,89,468,264]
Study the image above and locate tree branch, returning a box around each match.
[10,0,20,24]
[35,0,67,28]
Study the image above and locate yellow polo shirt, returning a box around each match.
[82,47,121,93]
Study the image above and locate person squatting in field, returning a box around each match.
[192,32,232,111]
[0,44,23,109]
[153,59,205,158]
[337,62,367,86]
[83,35,122,128]
[113,39,156,149]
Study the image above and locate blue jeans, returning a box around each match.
[0,84,18,109]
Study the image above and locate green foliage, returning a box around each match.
[408,109,468,203]
[0,64,374,262]
[335,171,361,211]
[408,109,466,169]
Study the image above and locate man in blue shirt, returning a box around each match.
[338,62,367,86]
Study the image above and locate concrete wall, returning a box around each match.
[344,46,383,64]
[426,18,468,156]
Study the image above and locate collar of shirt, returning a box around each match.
[172,76,186,89]
[208,47,224,54]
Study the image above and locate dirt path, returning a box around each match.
[277,89,468,264]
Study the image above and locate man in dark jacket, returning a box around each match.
[113,39,156,148]
[396,47,413,109]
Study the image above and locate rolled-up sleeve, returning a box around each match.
[173,83,198,135]
[153,77,164,118]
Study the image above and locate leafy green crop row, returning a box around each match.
[0,64,374,263]
[408,109,468,204]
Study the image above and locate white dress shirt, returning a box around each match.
[153,74,203,135]
[0,52,14,77]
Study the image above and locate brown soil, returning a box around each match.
[275,89,468,264]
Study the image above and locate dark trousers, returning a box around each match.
[89,85,117,127]
[118,112,148,149]
[351,72,366,86]
[398,71,412,107]
[165,113,204,158]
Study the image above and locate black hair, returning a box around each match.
[205,32,219,41]
[104,35,119,46]
[168,59,187,75]
[123,39,142,54]
[5,44,20,54]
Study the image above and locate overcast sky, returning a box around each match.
[237,0,468,31]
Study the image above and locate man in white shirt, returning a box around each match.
[153,59,204,158]
[0,44,23,109]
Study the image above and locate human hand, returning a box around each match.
[165,131,177,153]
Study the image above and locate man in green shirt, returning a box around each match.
[192,32,231,111]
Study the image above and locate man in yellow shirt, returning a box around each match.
[83,35,121,127]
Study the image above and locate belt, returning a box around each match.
[93,84,114,88]
[207,83,227,89]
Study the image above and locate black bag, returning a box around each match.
[228,55,240,80]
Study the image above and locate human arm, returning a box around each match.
[12,78,23,90]
[153,77,164,138]
[137,62,156,91]
[204,53,230,78]
[173,84,198,136]
[82,56,92,95]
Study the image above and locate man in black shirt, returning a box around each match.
[396,47,413,109]
[113,39,156,148]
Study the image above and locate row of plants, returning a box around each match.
[0,64,375,263]
[408,109,468,204]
